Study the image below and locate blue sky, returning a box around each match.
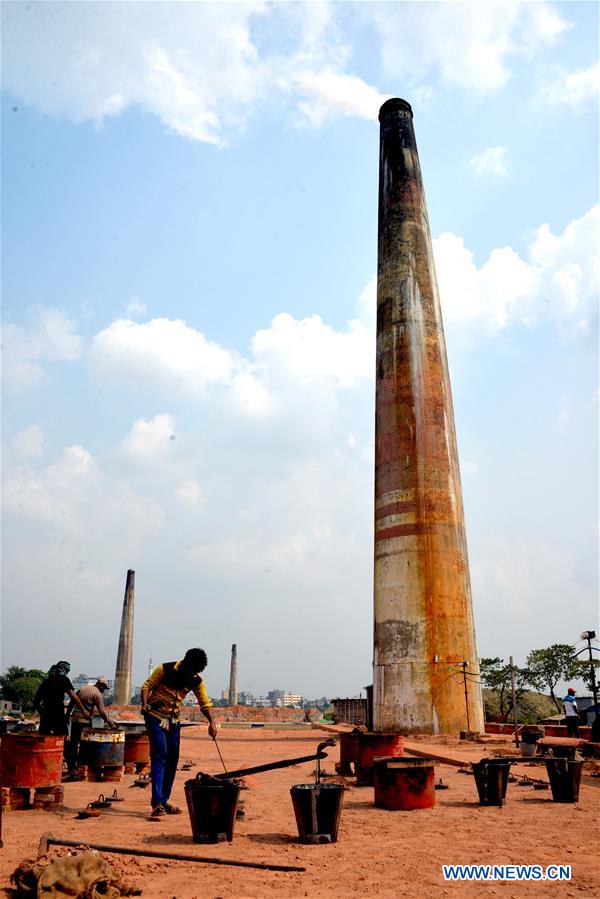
[1,1,598,699]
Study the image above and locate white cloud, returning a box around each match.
[251,312,372,389]
[290,69,389,126]
[125,299,147,319]
[2,1,566,145]
[84,206,597,422]
[88,309,373,417]
[89,317,233,393]
[3,442,163,542]
[176,479,203,508]
[120,414,177,462]
[469,145,510,177]
[434,204,599,336]
[230,370,273,416]
[9,425,45,459]
[365,1,568,94]
[0,1,388,143]
[1,1,270,146]
[2,307,82,390]
[539,61,600,112]
[4,444,95,532]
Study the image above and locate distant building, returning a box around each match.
[303,697,330,710]
[284,692,303,707]
[267,690,303,708]
[72,674,99,691]
[238,691,254,706]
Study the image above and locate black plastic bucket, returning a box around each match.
[472,759,511,807]
[184,774,240,843]
[544,759,583,803]
[290,784,344,844]
[521,730,543,744]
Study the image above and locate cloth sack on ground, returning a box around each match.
[12,851,141,897]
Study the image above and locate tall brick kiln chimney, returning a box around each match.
[373,99,483,735]
[113,569,135,705]
[228,643,238,706]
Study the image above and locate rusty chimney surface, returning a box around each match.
[373,99,484,735]
[113,569,135,705]
[228,643,238,707]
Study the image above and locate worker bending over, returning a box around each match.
[66,676,118,773]
[141,648,217,818]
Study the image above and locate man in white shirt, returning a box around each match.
[562,687,580,738]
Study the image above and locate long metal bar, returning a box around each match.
[40,835,305,873]
[214,750,329,780]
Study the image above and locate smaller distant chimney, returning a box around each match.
[228,644,238,707]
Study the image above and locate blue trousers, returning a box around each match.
[144,714,181,808]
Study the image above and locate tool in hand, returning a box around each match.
[212,735,229,777]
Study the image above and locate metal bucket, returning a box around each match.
[290,783,344,844]
[472,759,511,807]
[0,733,64,788]
[79,729,125,768]
[373,757,436,810]
[545,759,583,803]
[520,730,542,757]
[184,774,240,843]
[521,741,537,758]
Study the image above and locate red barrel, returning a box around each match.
[373,757,436,810]
[356,733,403,786]
[124,733,150,765]
[336,732,360,775]
[0,734,64,788]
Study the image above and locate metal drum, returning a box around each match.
[0,733,64,788]
[79,729,125,768]
[124,732,150,765]
[356,733,404,786]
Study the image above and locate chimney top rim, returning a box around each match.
[379,98,413,121]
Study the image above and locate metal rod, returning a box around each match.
[509,656,520,748]
[213,738,228,777]
[39,835,305,873]
[462,661,471,733]
[214,741,334,780]
[586,634,598,708]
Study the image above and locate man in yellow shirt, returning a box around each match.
[141,647,217,817]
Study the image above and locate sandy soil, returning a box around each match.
[1,727,598,898]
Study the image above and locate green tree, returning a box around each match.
[526,644,582,711]
[479,657,529,721]
[0,665,47,711]
[573,658,600,696]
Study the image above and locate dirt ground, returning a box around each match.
[1,726,598,898]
